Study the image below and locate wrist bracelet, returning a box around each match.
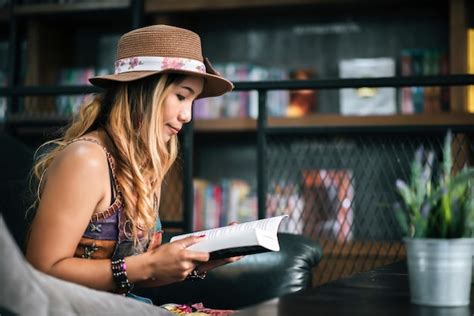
[186,268,207,281]
[111,257,133,295]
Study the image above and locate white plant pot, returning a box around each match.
[405,238,473,307]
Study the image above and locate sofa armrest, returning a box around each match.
[0,215,170,316]
[136,232,323,309]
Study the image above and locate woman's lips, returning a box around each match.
[168,125,180,134]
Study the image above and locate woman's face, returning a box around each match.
[162,75,204,142]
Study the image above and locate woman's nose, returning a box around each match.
[178,108,192,123]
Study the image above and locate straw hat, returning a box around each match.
[89,24,233,99]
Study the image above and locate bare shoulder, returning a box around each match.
[47,140,108,179]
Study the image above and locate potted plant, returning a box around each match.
[394,131,474,307]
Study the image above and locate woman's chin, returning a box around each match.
[164,134,174,143]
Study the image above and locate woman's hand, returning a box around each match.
[195,255,243,273]
[194,221,243,273]
[143,235,210,286]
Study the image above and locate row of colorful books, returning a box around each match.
[339,49,449,116]
[12,33,119,116]
[399,48,449,114]
[193,63,290,119]
[195,52,450,118]
[193,170,355,239]
[5,51,454,118]
[55,68,109,115]
[193,177,307,234]
[193,178,257,231]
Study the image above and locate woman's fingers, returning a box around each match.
[169,235,210,262]
[172,235,206,248]
[184,250,210,263]
[225,255,243,263]
[198,255,243,272]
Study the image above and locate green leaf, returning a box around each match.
[442,130,453,185]
[395,179,414,208]
[394,206,410,237]
[429,168,474,205]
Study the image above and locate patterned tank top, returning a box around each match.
[70,138,163,260]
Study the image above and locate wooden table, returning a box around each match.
[238,261,473,316]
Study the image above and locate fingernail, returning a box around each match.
[197,234,206,238]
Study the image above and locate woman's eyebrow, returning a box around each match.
[179,86,196,95]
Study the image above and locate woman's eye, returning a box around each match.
[177,94,185,101]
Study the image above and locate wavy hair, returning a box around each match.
[31,74,182,247]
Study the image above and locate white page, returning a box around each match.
[170,215,288,242]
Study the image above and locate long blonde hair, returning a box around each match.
[32,74,182,246]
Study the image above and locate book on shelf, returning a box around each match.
[468,28,474,113]
[286,69,318,117]
[192,63,289,119]
[339,57,396,116]
[170,215,288,260]
[399,48,448,114]
[301,169,354,241]
[56,67,95,115]
[193,178,257,231]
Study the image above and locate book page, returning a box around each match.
[171,215,288,242]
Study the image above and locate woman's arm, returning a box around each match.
[26,142,210,290]
[26,142,120,290]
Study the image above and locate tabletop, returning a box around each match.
[238,261,473,316]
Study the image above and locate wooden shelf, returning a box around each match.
[145,0,424,13]
[14,0,130,15]
[193,113,474,132]
[8,113,70,126]
[268,113,474,128]
[194,117,256,132]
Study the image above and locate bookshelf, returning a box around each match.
[1,0,474,286]
[3,0,472,125]
[2,1,141,129]
[13,0,130,15]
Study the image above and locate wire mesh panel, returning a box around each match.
[266,128,473,286]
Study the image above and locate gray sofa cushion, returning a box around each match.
[0,215,172,316]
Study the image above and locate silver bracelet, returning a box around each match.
[186,268,207,280]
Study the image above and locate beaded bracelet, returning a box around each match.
[111,257,133,295]
[186,268,207,281]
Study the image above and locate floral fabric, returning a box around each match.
[161,303,236,316]
[114,56,206,75]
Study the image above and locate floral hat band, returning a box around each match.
[114,56,206,75]
[89,24,233,99]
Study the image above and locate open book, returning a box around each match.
[170,215,288,260]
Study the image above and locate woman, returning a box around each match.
[25,25,237,301]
